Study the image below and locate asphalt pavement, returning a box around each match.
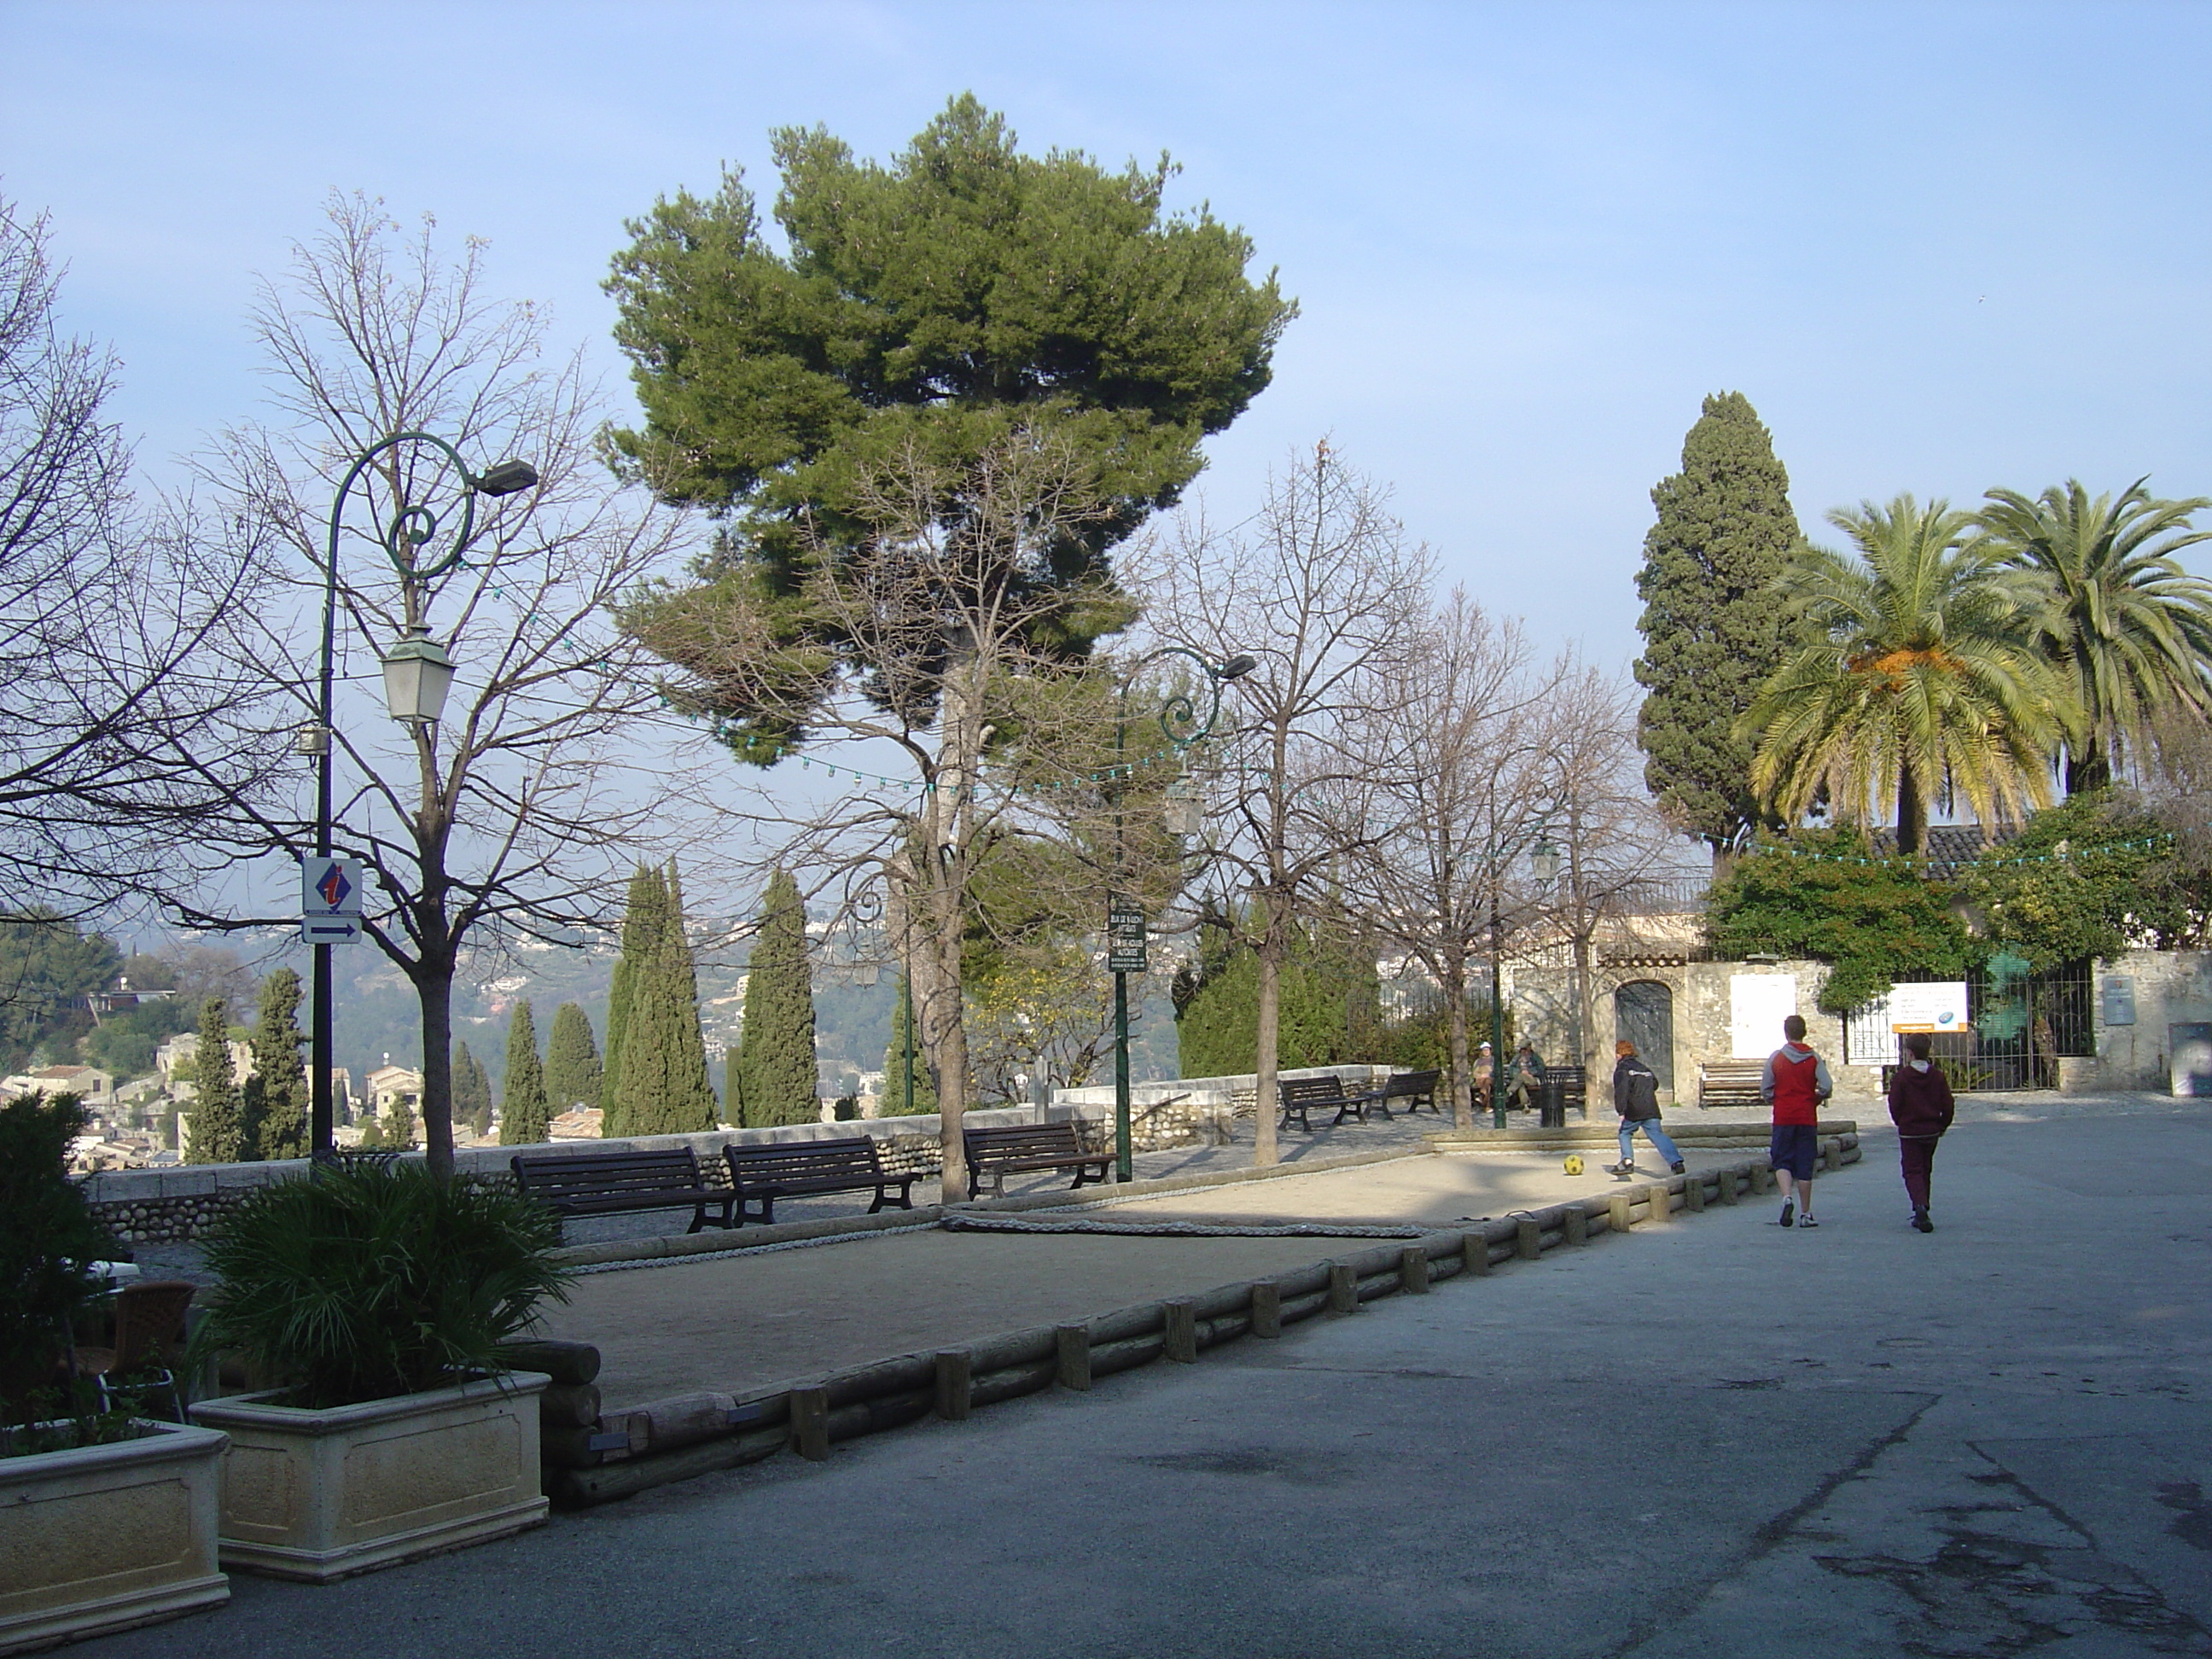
[83,1096,2212,1659]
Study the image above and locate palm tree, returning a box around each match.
[1740,494,2072,854]
[1976,479,2212,793]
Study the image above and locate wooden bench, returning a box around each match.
[511,1148,736,1234]
[1359,1068,1441,1118]
[723,1137,916,1226]
[1697,1059,1767,1110]
[963,1122,1111,1199]
[1278,1074,1378,1131]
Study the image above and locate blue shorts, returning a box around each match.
[1769,1125,1820,1181]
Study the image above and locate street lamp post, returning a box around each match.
[1484,813,1561,1130]
[1108,649,1255,1182]
[309,433,536,1162]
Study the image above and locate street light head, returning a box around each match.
[1214,654,1258,682]
[380,626,457,727]
[1531,838,1562,887]
[472,459,539,498]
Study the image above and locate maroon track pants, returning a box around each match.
[1899,1135,1941,1210]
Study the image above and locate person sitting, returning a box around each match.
[1506,1042,1547,1111]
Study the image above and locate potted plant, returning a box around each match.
[186,1159,572,1581]
[0,1092,229,1655]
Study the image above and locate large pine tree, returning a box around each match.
[600,864,666,1132]
[183,997,243,1164]
[242,969,308,1161]
[1633,392,1801,855]
[499,1001,550,1146]
[544,1003,603,1115]
[735,869,818,1126]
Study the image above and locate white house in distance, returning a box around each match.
[2,1063,115,1104]
[154,1031,251,1099]
[365,1064,424,1118]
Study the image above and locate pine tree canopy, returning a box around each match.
[736,869,819,1126]
[1633,391,1801,847]
[606,94,1294,763]
[242,969,308,1161]
[499,1000,550,1147]
[544,1003,604,1115]
[184,997,242,1164]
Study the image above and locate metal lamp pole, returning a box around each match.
[310,434,536,1163]
[1108,649,1255,1181]
[1483,805,1561,1131]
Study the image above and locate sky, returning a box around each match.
[7,0,2212,677]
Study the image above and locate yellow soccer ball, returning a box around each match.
[1563,1154,1586,1176]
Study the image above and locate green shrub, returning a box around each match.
[188,1162,572,1409]
[0,1092,116,1431]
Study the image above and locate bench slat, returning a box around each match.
[963,1122,1109,1199]
[512,1149,737,1234]
[720,1137,916,1225]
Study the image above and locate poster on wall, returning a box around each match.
[1844,992,1895,1068]
[1888,981,1969,1035]
[1730,973,1798,1059]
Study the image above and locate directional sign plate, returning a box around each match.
[300,916,363,946]
[302,857,363,917]
[1106,900,1148,974]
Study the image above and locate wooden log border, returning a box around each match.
[545,1135,1862,1505]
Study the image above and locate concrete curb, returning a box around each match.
[1428,1118,1860,1153]
[544,1132,1863,1505]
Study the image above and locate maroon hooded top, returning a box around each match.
[1888,1061,1956,1138]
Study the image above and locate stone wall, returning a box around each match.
[79,1097,1226,1245]
[2065,949,2212,1094]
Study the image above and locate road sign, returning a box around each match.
[302,857,364,945]
[1106,900,1148,974]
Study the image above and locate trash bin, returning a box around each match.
[1538,1075,1567,1129]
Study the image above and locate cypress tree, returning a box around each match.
[384,1091,417,1150]
[736,870,819,1126]
[601,864,666,1133]
[242,969,309,1161]
[452,1040,494,1137]
[499,1000,550,1146]
[545,1003,603,1115]
[1633,392,1801,855]
[184,997,244,1164]
[880,974,939,1115]
[663,864,718,1132]
[721,1042,740,1125]
[616,865,717,1134]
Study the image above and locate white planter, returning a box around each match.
[0,1419,229,1655]
[189,1370,548,1581]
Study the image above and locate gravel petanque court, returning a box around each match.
[74,1094,2212,1659]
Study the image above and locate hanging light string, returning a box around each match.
[1740,834,2174,870]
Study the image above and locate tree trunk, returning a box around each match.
[1252,917,1283,1168]
[2064,743,2111,796]
[1571,928,1598,1080]
[1895,765,1925,857]
[1444,952,1473,1134]
[415,956,456,1184]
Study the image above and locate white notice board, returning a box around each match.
[1887,981,1969,1034]
[1730,974,1798,1059]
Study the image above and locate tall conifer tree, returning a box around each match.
[880,975,939,1115]
[242,969,308,1160]
[452,1040,494,1137]
[615,864,716,1133]
[499,1000,550,1146]
[663,865,717,1131]
[1633,392,1800,855]
[601,864,665,1132]
[184,997,243,1164]
[545,1003,603,1115]
[735,869,818,1126]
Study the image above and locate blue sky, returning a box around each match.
[5,1,2210,672]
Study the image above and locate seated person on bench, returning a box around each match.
[1506,1043,1547,1111]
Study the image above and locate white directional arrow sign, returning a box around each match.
[300,857,364,945]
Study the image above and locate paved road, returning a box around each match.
[90,1099,2212,1658]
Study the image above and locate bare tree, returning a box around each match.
[1137,441,1432,1166]
[0,198,277,913]
[628,428,1130,1199]
[1341,588,1558,1130]
[172,197,690,1180]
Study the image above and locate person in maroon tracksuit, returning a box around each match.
[1888,1031,1956,1233]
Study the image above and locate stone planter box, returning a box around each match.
[189,1371,548,1581]
[0,1419,229,1654]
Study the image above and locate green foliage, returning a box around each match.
[1743,495,2069,853]
[735,870,818,1126]
[1958,792,2192,967]
[452,1041,494,1138]
[1173,914,1380,1075]
[881,976,938,1115]
[1705,830,1974,1011]
[0,1092,114,1424]
[544,1003,602,1115]
[0,911,120,1073]
[1977,480,2212,792]
[498,1002,548,1147]
[358,1115,384,1150]
[185,1162,572,1410]
[614,865,718,1135]
[1633,393,1800,847]
[184,997,244,1163]
[80,993,195,1086]
[608,95,1293,760]
[600,864,666,1131]
[242,969,308,1161]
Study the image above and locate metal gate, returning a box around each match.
[1851,956,2093,1091]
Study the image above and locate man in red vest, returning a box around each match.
[1761,1014,1831,1228]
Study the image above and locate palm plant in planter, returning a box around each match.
[0,1093,230,1653]
[187,1162,573,1580]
